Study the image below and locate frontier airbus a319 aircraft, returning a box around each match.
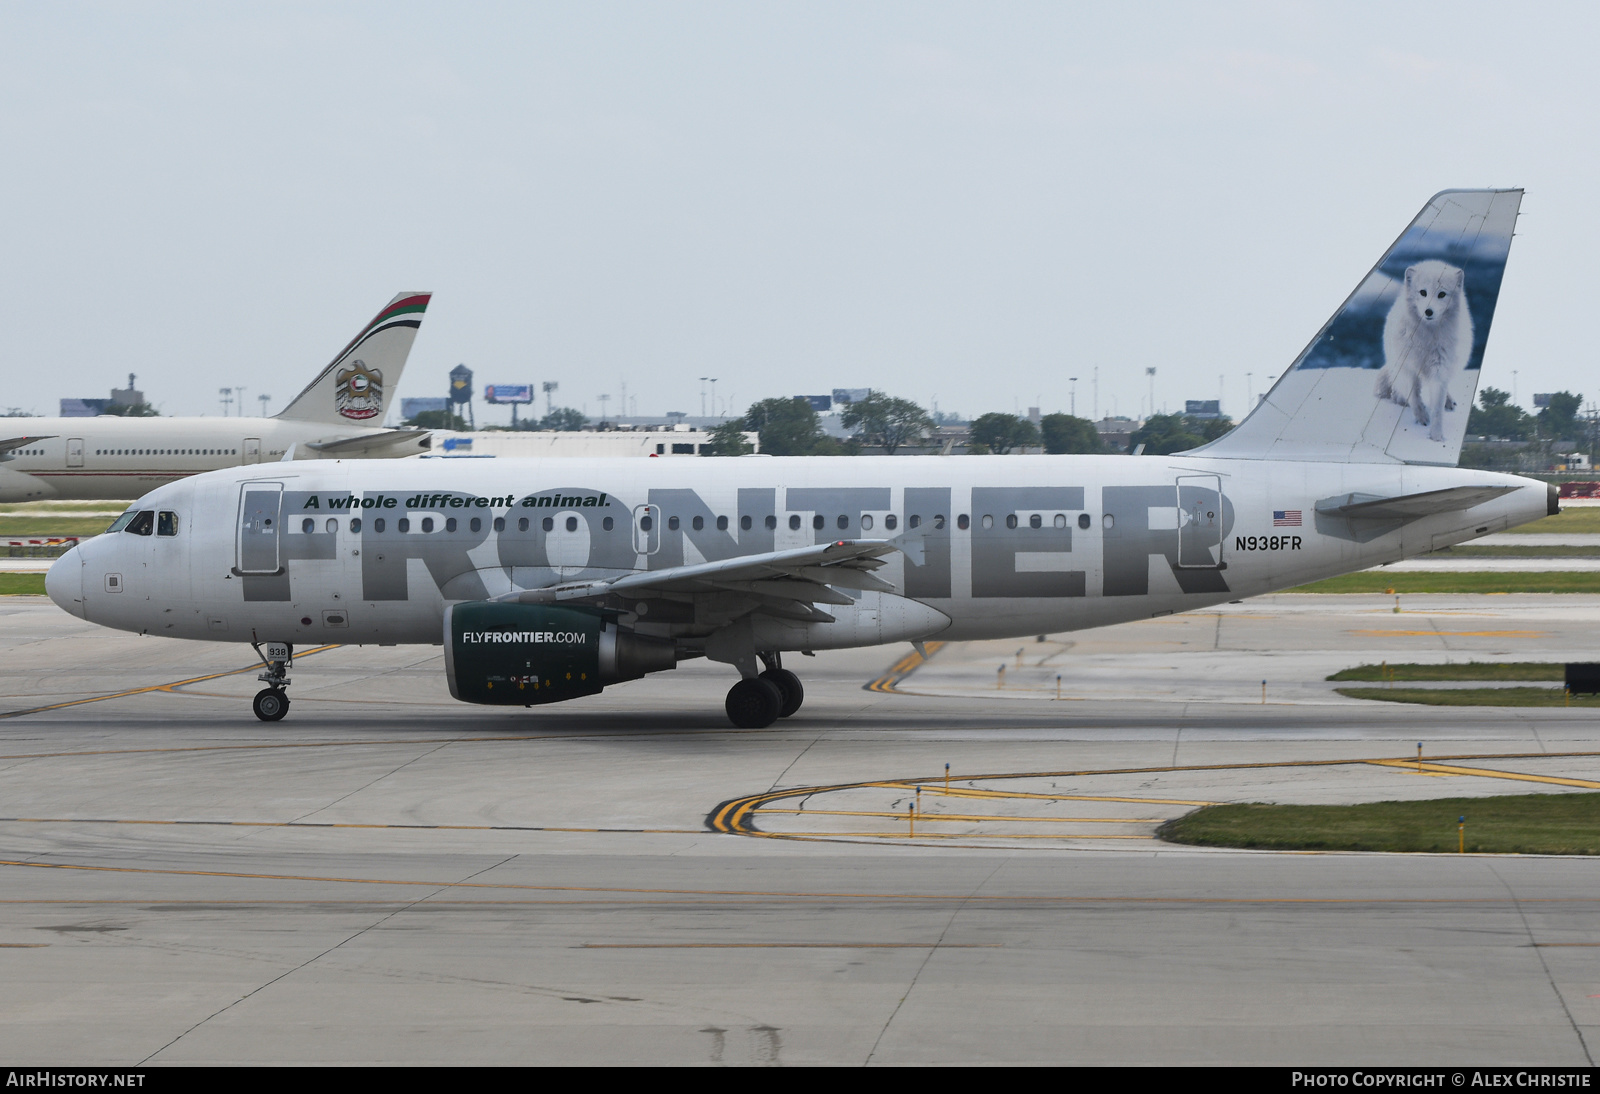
[47,190,1554,727]
[0,293,433,502]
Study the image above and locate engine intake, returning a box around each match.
[444,602,677,706]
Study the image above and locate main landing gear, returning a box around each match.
[724,654,804,729]
[250,640,292,722]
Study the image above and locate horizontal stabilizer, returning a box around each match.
[304,429,433,455]
[1315,484,1519,521]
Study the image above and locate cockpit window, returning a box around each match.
[157,511,179,537]
[106,510,137,533]
[126,510,154,536]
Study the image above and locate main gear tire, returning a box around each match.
[760,668,804,718]
[726,677,783,729]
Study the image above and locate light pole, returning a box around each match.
[258,393,270,416]
[542,381,558,420]
[1145,368,1156,418]
[219,387,233,415]
[234,385,247,417]
[699,377,709,418]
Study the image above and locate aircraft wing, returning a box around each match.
[304,428,433,455]
[501,539,901,623]
[1315,485,1521,521]
[0,435,57,456]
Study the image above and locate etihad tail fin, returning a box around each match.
[1192,190,1521,465]
[276,292,432,427]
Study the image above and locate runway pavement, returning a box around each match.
[0,594,1597,1066]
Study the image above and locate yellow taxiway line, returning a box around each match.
[709,751,1600,840]
[863,642,946,693]
[758,809,1167,823]
[0,644,344,720]
[1368,759,1600,789]
[7,858,1600,903]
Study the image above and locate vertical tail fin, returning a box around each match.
[275,292,432,427]
[1193,190,1521,465]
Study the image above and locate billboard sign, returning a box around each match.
[1534,393,1553,409]
[485,384,534,405]
[798,395,832,411]
[1185,399,1221,419]
[832,388,870,405]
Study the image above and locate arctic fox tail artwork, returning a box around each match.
[1195,189,1520,465]
[1374,259,1473,441]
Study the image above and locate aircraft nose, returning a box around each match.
[45,547,85,619]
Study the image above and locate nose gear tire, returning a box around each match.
[253,688,290,722]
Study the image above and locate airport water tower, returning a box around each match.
[448,364,474,429]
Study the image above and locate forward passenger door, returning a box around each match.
[236,482,284,575]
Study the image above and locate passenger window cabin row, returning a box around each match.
[112,506,1098,541]
[294,511,1099,535]
[96,448,237,456]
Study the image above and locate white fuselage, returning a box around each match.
[0,416,421,502]
[49,454,1550,651]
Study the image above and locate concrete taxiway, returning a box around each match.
[0,593,1597,1066]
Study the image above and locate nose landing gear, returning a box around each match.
[250,639,292,722]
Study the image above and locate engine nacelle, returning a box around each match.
[443,602,677,706]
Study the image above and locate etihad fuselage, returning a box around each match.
[0,417,427,502]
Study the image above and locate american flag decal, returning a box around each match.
[1273,510,1302,527]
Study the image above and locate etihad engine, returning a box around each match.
[443,602,677,705]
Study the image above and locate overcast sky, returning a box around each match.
[2,1,1595,425]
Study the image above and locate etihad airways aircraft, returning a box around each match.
[46,190,1553,727]
[0,293,433,502]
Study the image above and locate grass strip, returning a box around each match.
[1158,792,1600,854]
[0,574,47,596]
[1329,662,1565,682]
[0,517,109,535]
[1505,509,1600,535]
[1336,686,1600,707]
[1442,544,1600,557]
[0,501,129,513]
[1287,572,1600,594]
